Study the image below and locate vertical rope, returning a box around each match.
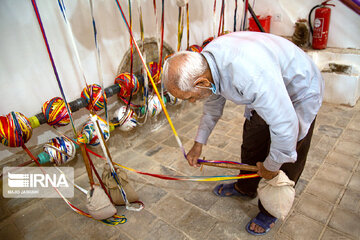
[157,0,165,78]
[186,3,189,49]
[177,7,184,51]
[234,0,238,32]
[89,0,109,125]
[31,0,77,135]
[213,0,217,38]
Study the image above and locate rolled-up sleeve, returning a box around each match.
[195,95,226,144]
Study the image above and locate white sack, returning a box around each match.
[257,170,295,220]
[87,185,117,220]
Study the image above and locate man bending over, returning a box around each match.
[162,32,324,236]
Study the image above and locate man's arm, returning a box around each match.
[186,94,226,167]
[195,94,226,144]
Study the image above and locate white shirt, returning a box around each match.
[196,32,324,171]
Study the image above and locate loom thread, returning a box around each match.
[114,73,140,98]
[81,84,107,112]
[187,45,203,53]
[0,112,32,148]
[44,136,76,165]
[42,97,70,127]
[114,106,138,131]
[148,61,162,84]
[202,37,214,48]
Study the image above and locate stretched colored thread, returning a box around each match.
[86,149,113,203]
[186,3,190,49]
[89,0,109,124]
[91,115,144,211]
[177,7,184,51]
[218,0,225,36]
[21,134,125,225]
[213,0,217,38]
[58,0,89,88]
[31,0,76,136]
[114,0,182,151]
[234,0,238,32]
[86,145,260,182]
[31,1,124,225]
[157,0,165,79]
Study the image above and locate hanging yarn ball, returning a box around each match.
[42,97,70,127]
[202,37,214,48]
[43,137,76,165]
[78,119,109,146]
[81,84,107,112]
[114,106,138,131]
[114,73,140,98]
[0,112,32,147]
[148,61,162,83]
[147,95,162,117]
[187,45,203,53]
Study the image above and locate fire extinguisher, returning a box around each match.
[308,0,335,49]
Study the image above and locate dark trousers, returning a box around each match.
[236,111,316,217]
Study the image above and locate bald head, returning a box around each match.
[162,51,209,94]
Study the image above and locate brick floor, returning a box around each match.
[1,101,359,239]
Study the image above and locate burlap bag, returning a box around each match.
[86,185,117,220]
[101,165,139,205]
[257,170,295,220]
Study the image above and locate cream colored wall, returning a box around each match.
[0,0,359,162]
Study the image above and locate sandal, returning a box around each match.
[246,212,277,236]
[213,183,247,197]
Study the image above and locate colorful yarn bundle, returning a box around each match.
[81,84,107,112]
[114,106,138,131]
[187,45,203,53]
[42,97,70,127]
[147,95,162,117]
[43,136,76,165]
[114,73,140,98]
[78,119,109,146]
[148,61,162,83]
[0,112,32,147]
[202,37,214,48]
[164,54,174,62]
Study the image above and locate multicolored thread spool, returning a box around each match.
[114,73,140,98]
[187,45,203,53]
[148,61,162,83]
[43,137,76,165]
[0,112,32,148]
[78,118,110,146]
[147,95,162,117]
[42,97,70,127]
[114,106,138,131]
[202,37,214,48]
[81,84,107,112]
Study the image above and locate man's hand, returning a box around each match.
[256,162,279,180]
[186,142,203,167]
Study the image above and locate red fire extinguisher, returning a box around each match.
[308,0,335,49]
